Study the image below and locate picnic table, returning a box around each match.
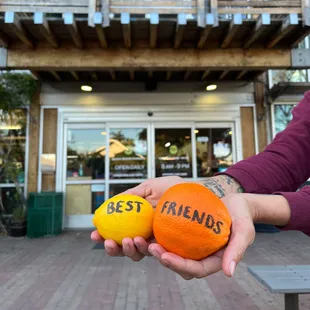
[244,230,310,310]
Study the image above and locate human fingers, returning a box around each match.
[221,220,255,277]
[122,237,145,262]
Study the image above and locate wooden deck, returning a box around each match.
[0,0,310,82]
[1,230,310,310]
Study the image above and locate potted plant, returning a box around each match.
[8,205,27,237]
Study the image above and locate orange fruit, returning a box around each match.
[153,183,232,260]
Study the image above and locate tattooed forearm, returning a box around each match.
[203,178,226,198]
[201,175,245,198]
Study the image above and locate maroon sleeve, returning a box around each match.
[221,91,310,194]
[274,186,310,235]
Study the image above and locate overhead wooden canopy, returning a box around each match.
[0,0,310,82]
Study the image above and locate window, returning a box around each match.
[0,109,27,218]
[273,104,295,135]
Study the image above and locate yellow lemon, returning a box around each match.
[92,194,154,245]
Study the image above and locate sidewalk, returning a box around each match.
[1,231,309,310]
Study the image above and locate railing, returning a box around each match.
[0,0,309,27]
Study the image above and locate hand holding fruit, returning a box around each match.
[92,179,256,279]
[149,193,256,279]
[91,176,186,261]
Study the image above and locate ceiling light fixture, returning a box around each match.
[81,85,92,92]
[206,84,217,91]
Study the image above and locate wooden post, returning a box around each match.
[42,109,58,192]
[254,76,268,152]
[27,85,41,194]
[240,107,256,159]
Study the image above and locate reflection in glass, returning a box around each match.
[274,105,295,134]
[109,128,147,179]
[196,128,233,177]
[155,128,192,178]
[67,129,106,180]
[271,70,307,86]
[0,187,23,215]
[0,109,26,184]
[109,183,140,198]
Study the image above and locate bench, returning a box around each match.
[247,265,310,310]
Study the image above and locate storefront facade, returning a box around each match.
[33,82,258,228]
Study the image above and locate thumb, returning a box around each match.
[122,182,150,198]
[221,221,255,277]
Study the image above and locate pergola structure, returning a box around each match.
[1,0,308,197]
[0,0,310,83]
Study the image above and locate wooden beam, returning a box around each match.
[174,13,187,48]
[34,12,58,48]
[4,12,33,48]
[197,26,212,49]
[244,14,271,48]
[266,13,299,48]
[218,8,301,14]
[0,31,8,48]
[221,14,243,48]
[63,12,83,49]
[219,70,229,80]
[91,72,98,80]
[70,71,79,80]
[184,71,191,80]
[109,70,116,80]
[236,70,247,80]
[166,71,172,80]
[30,71,41,80]
[50,71,61,81]
[290,28,310,48]
[201,70,210,80]
[121,12,131,49]
[149,13,159,49]
[94,12,108,48]
[7,48,292,70]
[129,70,134,80]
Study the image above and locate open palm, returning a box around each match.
[91,176,186,261]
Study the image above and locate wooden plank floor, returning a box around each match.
[1,231,310,310]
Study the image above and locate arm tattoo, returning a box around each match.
[203,178,225,198]
[203,175,245,198]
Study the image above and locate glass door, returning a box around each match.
[152,123,195,179]
[64,124,107,228]
[63,123,150,228]
[152,122,235,180]
[194,123,235,178]
[62,121,235,228]
[106,124,150,198]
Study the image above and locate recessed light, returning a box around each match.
[206,84,217,91]
[194,130,199,134]
[81,85,92,92]
[165,142,171,147]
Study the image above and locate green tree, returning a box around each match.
[0,71,38,234]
